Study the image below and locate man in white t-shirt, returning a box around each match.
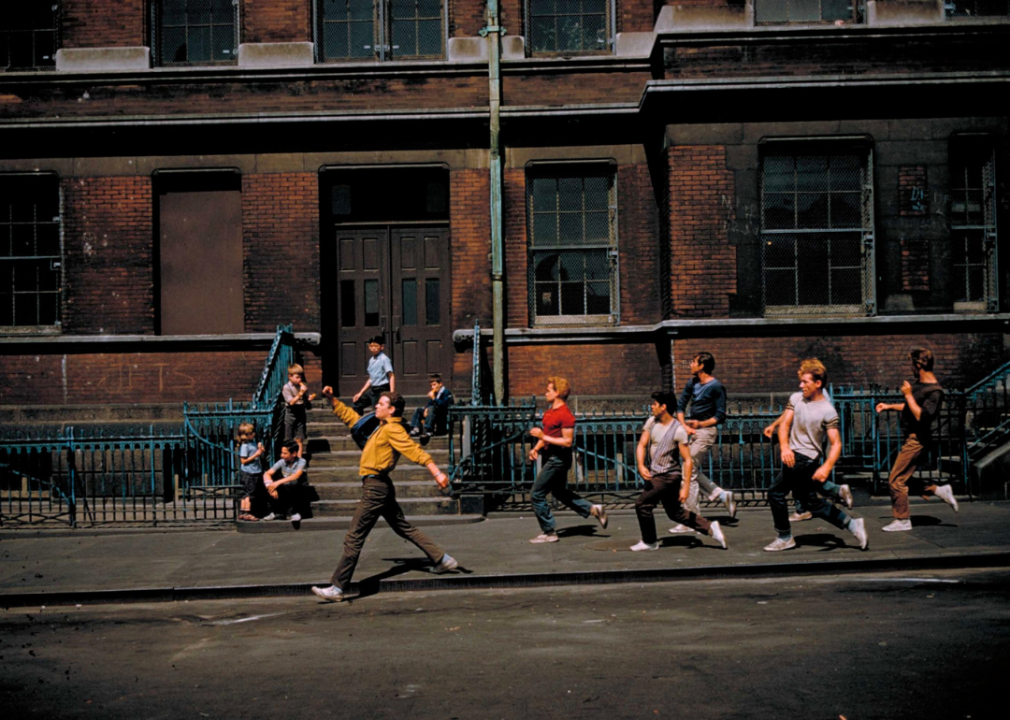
[631,391,727,551]
[764,359,868,552]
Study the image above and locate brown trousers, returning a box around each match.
[888,434,937,520]
[330,476,444,590]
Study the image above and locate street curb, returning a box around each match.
[4,550,1009,608]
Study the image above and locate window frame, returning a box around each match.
[525,161,620,327]
[753,0,865,25]
[524,0,615,58]
[0,2,60,72]
[759,140,876,317]
[151,0,240,68]
[949,135,999,312]
[0,172,63,335]
[315,0,448,63]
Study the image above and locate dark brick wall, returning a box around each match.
[62,0,145,49]
[617,163,663,324]
[61,176,154,334]
[507,343,661,397]
[243,0,312,43]
[242,173,320,332]
[667,145,736,318]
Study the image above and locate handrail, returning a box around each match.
[963,358,1010,396]
[252,324,295,409]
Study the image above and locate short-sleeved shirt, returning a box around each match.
[786,391,840,461]
[283,381,307,407]
[644,416,690,475]
[367,352,394,387]
[268,457,307,482]
[239,441,262,474]
[677,377,727,424]
[540,403,576,460]
[902,381,944,443]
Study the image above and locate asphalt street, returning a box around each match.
[2,567,1008,720]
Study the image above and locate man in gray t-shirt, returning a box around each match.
[764,359,868,553]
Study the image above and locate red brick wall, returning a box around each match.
[504,71,650,108]
[0,350,265,404]
[620,0,659,33]
[454,0,490,36]
[667,145,736,318]
[449,168,492,385]
[62,0,146,49]
[503,168,529,327]
[617,164,662,325]
[61,176,154,335]
[243,0,312,43]
[507,343,660,397]
[242,173,320,332]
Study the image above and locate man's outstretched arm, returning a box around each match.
[322,386,362,429]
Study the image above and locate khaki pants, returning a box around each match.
[888,434,937,520]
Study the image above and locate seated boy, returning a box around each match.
[410,373,454,439]
[263,441,308,525]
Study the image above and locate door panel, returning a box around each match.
[334,226,451,395]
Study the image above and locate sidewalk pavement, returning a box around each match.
[2,500,1009,607]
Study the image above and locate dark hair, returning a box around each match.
[428,373,442,383]
[909,348,934,371]
[369,334,385,345]
[282,440,300,455]
[651,391,677,412]
[380,391,406,417]
[694,352,715,374]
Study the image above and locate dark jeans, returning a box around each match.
[353,384,390,415]
[635,471,711,544]
[330,476,444,591]
[268,480,306,518]
[769,454,850,537]
[531,453,593,533]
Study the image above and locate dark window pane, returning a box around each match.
[39,262,59,291]
[364,279,379,326]
[212,25,234,60]
[425,278,440,325]
[162,27,187,63]
[790,0,821,21]
[417,20,442,56]
[36,224,59,256]
[586,281,610,314]
[38,292,58,325]
[535,253,559,281]
[830,193,861,228]
[560,281,585,314]
[13,292,37,325]
[763,194,795,230]
[755,0,790,23]
[829,268,862,304]
[584,176,609,210]
[559,250,585,281]
[533,213,558,246]
[558,177,582,212]
[530,18,555,54]
[557,211,583,244]
[349,21,374,57]
[187,26,210,63]
[340,279,356,327]
[532,178,557,213]
[0,289,12,325]
[535,282,559,315]
[796,156,828,191]
[402,278,417,326]
[822,0,853,20]
[13,259,36,291]
[11,224,33,256]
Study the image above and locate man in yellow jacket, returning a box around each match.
[312,387,458,603]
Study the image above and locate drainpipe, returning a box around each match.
[482,1,506,405]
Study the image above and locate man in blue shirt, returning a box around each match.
[672,352,736,533]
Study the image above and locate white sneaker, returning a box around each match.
[839,484,854,509]
[849,517,869,550]
[530,533,559,544]
[262,513,276,521]
[311,585,345,602]
[669,524,695,534]
[723,491,737,518]
[289,513,302,523]
[763,537,796,552]
[590,504,608,529]
[709,521,727,549]
[432,553,458,574]
[934,484,959,513]
[630,540,660,552]
[789,511,812,522]
[882,519,912,532]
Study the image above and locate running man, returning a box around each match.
[671,352,736,535]
[632,391,726,551]
[527,376,608,543]
[876,348,956,532]
[764,358,868,552]
[311,388,457,602]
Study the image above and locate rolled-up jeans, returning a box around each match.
[531,453,593,533]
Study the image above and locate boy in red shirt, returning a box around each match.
[527,376,608,543]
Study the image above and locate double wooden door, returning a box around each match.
[334,226,451,396]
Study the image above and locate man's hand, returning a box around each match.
[682,425,697,436]
[435,472,449,489]
[901,380,913,398]
[685,419,702,429]
[812,466,830,482]
[679,482,689,503]
[352,391,363,403]
[322,386,335,398]
[875,402,888,413]
[638,465,652,481]
[763,424,775,439]
[781,446,796,468]
[528,447,539,462]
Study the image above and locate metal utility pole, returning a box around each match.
[482,0,505,405]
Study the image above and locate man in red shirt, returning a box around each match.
[527,376,608,543]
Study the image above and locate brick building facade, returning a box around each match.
[1,1,1008,407]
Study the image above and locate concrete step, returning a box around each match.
[306,468,444,484]
[309,496,460,517]
[312,480,447,501]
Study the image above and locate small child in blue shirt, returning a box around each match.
[237,422,265,521]
[353,335,395,415]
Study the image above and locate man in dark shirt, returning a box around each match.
[674,352,736,532]
[875,348,956,532]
